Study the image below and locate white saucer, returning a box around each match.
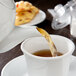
[19,10,46,28]
[1,55,76,76]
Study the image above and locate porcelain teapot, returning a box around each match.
[0,0,16,42]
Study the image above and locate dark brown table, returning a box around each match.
[0,0,76,75]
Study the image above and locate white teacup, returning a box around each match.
[21,35,75,76]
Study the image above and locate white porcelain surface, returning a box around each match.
[1,55,76,76]
[0,0,15,42]
[0,27,41,53]
[0,0,15,9]
[19,10,46,28]
[0,9,46,53]
[21,35,75,76]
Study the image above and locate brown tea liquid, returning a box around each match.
[33,49,63,57]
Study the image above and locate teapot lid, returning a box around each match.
[0,0,15,9]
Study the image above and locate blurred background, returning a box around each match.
[14,0,69,8]
[14,0,70,27]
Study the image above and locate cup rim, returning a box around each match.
[21,35,75,60]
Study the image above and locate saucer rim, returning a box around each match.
[1,55,24,76]
[1,55,76,76]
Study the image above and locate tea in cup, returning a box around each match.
[21,35,75,76]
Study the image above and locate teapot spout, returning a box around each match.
[0,0,15,9]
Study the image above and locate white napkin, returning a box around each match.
[0,27,41,53]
